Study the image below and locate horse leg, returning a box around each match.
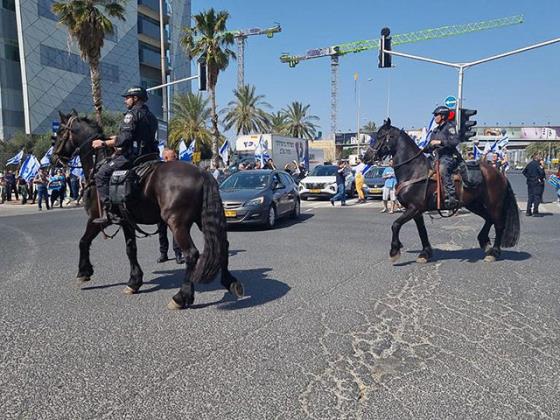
[466,203,493,256]
[122,224,144,294]
[167,223,199,310]
[77,220,103,282]
[484,208,505,263]
[390,206,419,262]
[220,239,244,298]
[413,214,433,263]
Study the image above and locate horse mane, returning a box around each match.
[78,115,103,134]
[396,128,420,151]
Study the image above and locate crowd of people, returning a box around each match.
[0,167,84,210]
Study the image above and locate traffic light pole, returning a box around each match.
[383,36,560,131]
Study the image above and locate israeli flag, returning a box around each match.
[179,140,195,161]
[254,135,270,166]
[6,149,24,166]
[69,155,83,178]
[158,141,165,160]
[219,140,229,165]
[497,135,509,149]
[473,145,482,160]
[18,154,40,181]
[416,116,437,149]
[41,146,53,166]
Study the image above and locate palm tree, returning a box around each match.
[269,111,287,134]
[52,0,126,126]
[361,120,377,133]
[221,85,271,135]
[168,93,212,152]
[282,101,319,139]
[181,8,235,168]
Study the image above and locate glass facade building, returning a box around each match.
[0,0,190,140]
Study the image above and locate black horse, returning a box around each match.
[51,110,243,309]
[363,119,520,263]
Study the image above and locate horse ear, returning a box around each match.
[59,110,67,123]
[386,117,391,127]
[70,108,78,117]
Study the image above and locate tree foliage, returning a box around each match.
[221,85,271,135]
[181,8,235,167]
[282,101,320,140]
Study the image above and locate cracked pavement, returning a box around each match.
[1,173,559,419]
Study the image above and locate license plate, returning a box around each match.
[369,188,382,193]
[224,210,236,217]
[309,189,322,193]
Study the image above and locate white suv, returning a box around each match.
[298,165,354,200]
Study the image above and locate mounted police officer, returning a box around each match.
[92,86,158,224]
[428,105,461,209]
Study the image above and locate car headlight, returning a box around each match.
[244,196,265,207]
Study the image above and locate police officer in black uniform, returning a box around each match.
[522,153,546,216]
[92,86,158,224]
[428,106,461,209]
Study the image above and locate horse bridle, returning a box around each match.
[54,116,101,166]
[53,115,79,162]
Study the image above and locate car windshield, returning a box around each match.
[310,166,337,176]
[364,167,385,178]
[220,172,270,190]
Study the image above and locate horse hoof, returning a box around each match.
[416,257,428,264]
[230,282,244,298]
[167,299,183,310]
[484,255,496,262]
[123,286,138,295]
[77,276,91,283]
[389,252,401,263]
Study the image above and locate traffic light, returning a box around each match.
[459,108,477,142]
[378,27,392,68]
[198,60,207,91]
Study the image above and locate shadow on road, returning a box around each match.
[82,266,290,310]
[227,213,313,232]
[394,247,532,266]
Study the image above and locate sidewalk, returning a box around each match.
[0,199,83,217]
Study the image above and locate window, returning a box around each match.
[279,173,294,187]
[2,0,15,11]
[4,44,19,61]
[40,44,119,82]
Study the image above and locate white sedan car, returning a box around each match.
[298,165,355,200]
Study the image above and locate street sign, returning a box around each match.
[52,121,60,134]
[444,96,457,108]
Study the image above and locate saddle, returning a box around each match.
[109,153,162,206]
[429,160,484,210]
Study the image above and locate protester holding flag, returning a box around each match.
[33,168,50,210]
[17,177,29,204]
[48,169,66,208]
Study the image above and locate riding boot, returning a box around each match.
[92,200,112,225]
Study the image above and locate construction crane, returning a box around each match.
[279,15,523,137]
[228,24,282,89]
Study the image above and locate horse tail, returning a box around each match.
[193,171,228,283]
[501,179,520,248]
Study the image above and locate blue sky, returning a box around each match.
[193,0,560,135]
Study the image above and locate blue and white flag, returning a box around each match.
[6,149,24,166]
[473,144,482,160]
[40,146,53,166]
[179,140,195,161]
[219,140,229,165]
[158,141,165,160]
[254,135,270,166]
[416,116,437,149]
[497,135,509,149]
[18,154,40,181]
[69,155,83,178]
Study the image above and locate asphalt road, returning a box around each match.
[1,173,559,419]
